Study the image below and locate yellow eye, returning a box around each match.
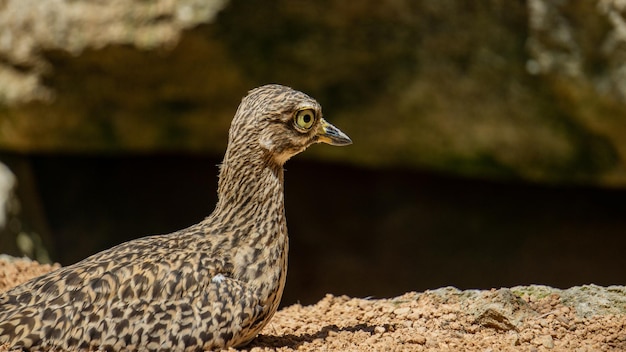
[294,109,316,130]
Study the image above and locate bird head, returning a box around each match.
[228,84,352,165]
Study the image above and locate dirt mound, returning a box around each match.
[1,257,625,351]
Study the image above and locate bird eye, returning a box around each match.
[294,109,316,130]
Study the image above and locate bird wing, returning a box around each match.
[71,274,267,351]
[0,233,263,350]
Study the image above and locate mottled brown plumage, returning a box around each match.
[0,85,351,351]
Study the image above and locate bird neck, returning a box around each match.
[213,146,286,233]
[208,146,289,309]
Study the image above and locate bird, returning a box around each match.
[0,84,352,351]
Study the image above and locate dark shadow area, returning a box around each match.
[1,153,625,306]
[246,323,393,349]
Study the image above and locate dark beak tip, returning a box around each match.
[321,120,352,146]
[328,134,352,146]
[338,137,353,146]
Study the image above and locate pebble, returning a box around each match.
[393,307,411,316]
[411,335,427,345]
[407,311,421,320]
[533,335,554,349]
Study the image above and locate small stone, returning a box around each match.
[374,326,386,334]
[393,307,411,316]
[449,321,461,330]
[363,311,376,320]
[410,335,426,345]
[407,311,422,320]
[474,308,517,331]
[511,335,520,346]
[541,335,555,349]
[532,335,555,349]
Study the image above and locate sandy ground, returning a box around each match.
[1,258,625,351]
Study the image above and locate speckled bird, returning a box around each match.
[0,85,351,351]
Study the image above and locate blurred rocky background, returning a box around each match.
[0,0,625,305]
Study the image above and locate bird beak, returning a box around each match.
[317,118,352,146]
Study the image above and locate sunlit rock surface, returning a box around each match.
[1,0,626,186]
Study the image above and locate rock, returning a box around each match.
[1,1,626,186]
[0,163,15,229]
[560,284,626,318]
[409,335,426,345]
[0,163,20,258]
[532,335,555,349]
[0,0,229,104]
[422,287,536,331]
[392,307,411,316]
[512,284,626,318]
[475,308,519,332]
[541,335,555,349]
[0,159,53,263]
[469,289,535,331]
